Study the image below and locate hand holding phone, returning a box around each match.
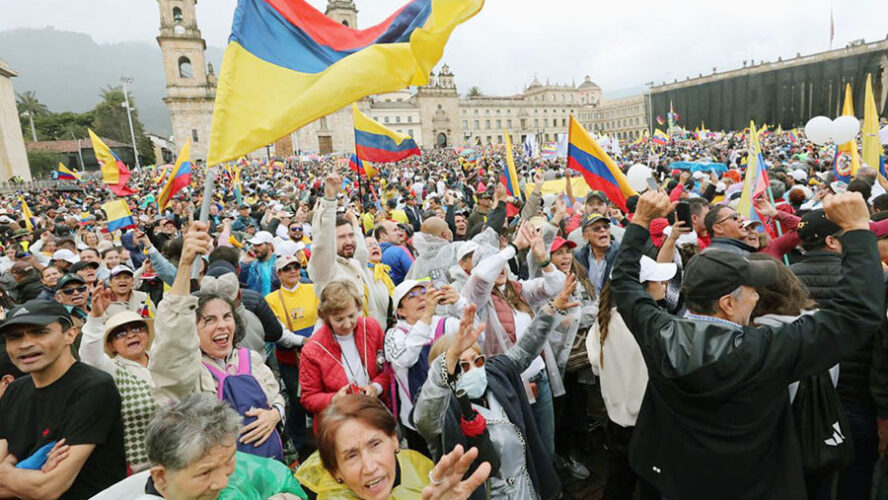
[675,201,692,228]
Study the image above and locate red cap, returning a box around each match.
[550,236,577,253]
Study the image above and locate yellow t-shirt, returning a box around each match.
[265,283,319,337]
[389,209,409,225]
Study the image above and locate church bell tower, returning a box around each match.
[156,0,216,162]
[325,0,358,28]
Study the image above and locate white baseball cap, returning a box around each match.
[52,249,80,265]
[638,255,677,283]
[248,231,274,245]
[456,241,479,262]
[393,279,430,308]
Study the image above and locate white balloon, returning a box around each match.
[626,163,653,193]
[804,116,832,145]
[831,116,860,144]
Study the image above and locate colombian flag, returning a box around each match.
[88,129,137,196]
[736,121,770,232]
[353,104,420,163]
[567,116,636,212]
[652,129,669,146]
[157,139,193,209]
[208,0,483,166]
[57,163,82,181]
[501,129,521,197]
[101,200,137,232]
[348,154,378,178]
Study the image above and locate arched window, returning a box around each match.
[178,56,192,78]
[342,20,349,27]
[172,7,183,22]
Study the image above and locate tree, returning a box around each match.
[467,86,483,98]
[92,85,155,165]
[15,91,49,142]
[26,150,63,178]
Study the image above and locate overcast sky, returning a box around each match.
[2,0,887,96]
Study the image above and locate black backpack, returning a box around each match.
[791,370,854,476]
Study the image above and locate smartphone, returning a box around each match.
[646,177,659,192]
[676,201,692,228]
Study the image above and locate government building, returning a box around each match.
[156,0,649,160]
[650,37,888,131]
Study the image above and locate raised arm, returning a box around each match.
[505,274,579,371]
[149,222,213,405]
[307,175,341,296]
[385,289,444,369]
[77,284,114,375]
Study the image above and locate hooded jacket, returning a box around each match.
[611,223,884,500]
[295,449,432,499]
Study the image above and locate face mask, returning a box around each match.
[456,366,488,400]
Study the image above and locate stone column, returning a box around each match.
[0,60,31,181]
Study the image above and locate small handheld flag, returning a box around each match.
[157,139,193,209]
[567,115,636,212]
[736,120,770,230]
[101,200,137,232]
[57,163,82,181]
[500,129,521,197]
[89,129,137,196]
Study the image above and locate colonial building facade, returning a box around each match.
[157,0,649,158]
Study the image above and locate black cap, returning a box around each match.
[56,273,86,290]
[0,300,72,335]
[581,213,609,229]
[682,250,778,301]
[477,189,493,199]
[797,209,841,244]
[238,204,251,210]
[584,190,607,204]
[70,260,99,273]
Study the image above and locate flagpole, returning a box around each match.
[192,166,217,281]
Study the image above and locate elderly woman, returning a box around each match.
[299,281,390,431]
[78,284,156,472]
[296,394,490,500]
[150,222,285,460]
[413,276,579,500]
[90,393,308,500]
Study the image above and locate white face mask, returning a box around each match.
[456,366,488,399]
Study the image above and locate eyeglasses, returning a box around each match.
[715,212,741,225]
[585,224,610,233]
[59,285,87,296]
[459,354,486,372]
[109,323,148,341]
[279,264,301,273]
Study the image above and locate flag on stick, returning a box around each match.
[353,104,420,164]
[57,163,82,181]
[567,115,636,212]
[157,139,193,209]
[101,199,137,232]
[88,129,137,196]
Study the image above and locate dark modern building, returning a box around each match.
[650,37,888,131]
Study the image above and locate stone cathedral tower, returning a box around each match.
[156,0,216,162]
[325,0,358,28]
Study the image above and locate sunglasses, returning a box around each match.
[289,226,303,232]
[459,354,486,372]
[59,285,87,296]
[109,323,148,341]
[715,213,741,224]
[279,263,301,273]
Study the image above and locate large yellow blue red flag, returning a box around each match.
[353,104,420,163]
[737,120,770,229]
[57,163,82,181]
[88,129,137,196]
[567,115,636,212]
[208,0,484,166]
[157,139,193,210]
[501,129,521,197]
[101,200,137,232]
[838,83,861,177]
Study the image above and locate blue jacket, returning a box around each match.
[239,256,279,296]
[380,242,413,285]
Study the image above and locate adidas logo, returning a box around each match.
[824,421,846,446]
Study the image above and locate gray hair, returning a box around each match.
[146,393,242,471]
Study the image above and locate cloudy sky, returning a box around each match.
[2,0,887,96]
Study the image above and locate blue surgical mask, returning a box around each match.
[457,366,488,399]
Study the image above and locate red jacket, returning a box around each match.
[299,317,390,430]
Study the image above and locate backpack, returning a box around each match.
[791,370,854,476]
[203,348,284,461]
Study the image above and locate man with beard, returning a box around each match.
[0,300,126,499]
[239,231,279,296]
[308,173,388,329]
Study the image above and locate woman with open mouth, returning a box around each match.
[78,284,157,472]
[150,222,287,462]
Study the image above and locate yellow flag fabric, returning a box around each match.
[88,129,121,185]
[19,197,34,232]
[839,83,861,177]
[863,74,881,171]
[207,0,484,166]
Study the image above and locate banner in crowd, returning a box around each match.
[207,0,484,166]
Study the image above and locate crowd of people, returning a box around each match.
[0,128,888,500]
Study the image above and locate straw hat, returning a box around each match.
[103,311,155,358]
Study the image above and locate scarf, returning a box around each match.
[368,262,395,295]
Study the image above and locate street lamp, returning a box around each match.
[120,76,141,169]
[20,110,36,142]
